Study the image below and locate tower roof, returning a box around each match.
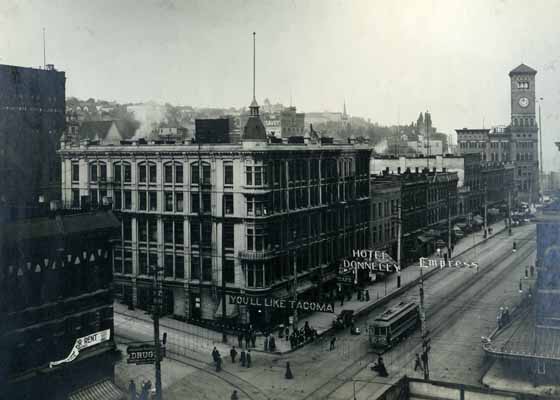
[242,115,267,141]
[509,63,537,76]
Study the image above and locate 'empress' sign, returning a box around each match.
[228,295,334,313]
[419,257,479,271]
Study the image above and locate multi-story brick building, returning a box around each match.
[0,209,121,400]
[369,175,400,260]
[0,64,66,221]
[59,106,370,329]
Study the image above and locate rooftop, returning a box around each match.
[509,63,537,76]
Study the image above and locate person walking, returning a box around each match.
[269,335,276,352]
[251,331,256,348]
[212,347,219,364]
[231,390,239,400]
[128,380,137,400]
[230,346,238,363]
[330,336,336,351]
[246,349,252,368]
[216,354,222,372]
[237,332,243,348]
[264,335,269,352]
[285,361,294,379]
[240,349,246,367]
[414,353,423,371]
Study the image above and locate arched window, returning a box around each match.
[191,161,211,185]
[89,161,107,182]
[138,161,157,184]
[113,161,131,183]
[164,161,184,185]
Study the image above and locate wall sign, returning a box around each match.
[228,295,334,313]
[49,329,111,368]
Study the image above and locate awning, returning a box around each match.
[417,235,433,243]
[488,208,500,216]
[214,297,240,318]
[68,380,125,400]
[473,216,484,225]
[297,281,315,294]
[456,223,467,229]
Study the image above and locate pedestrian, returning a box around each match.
[365,290,370,302]
[246,349,252,368]
[212,346,219,363]
[251,332,256,348]
[330,336,336,351]
[216,354,222,372]
[231,390,239,400]
[128,379,137,400]
[139,383,148,400]
[414,353,423,371]
[245,331,251,348]
[269,335,276,352]
[285,361,294,379]
[237,332,243,348]
[230,346,238,363]
[240,349,246,367]
[264,335,269,352]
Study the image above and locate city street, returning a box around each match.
[114,224,535,399]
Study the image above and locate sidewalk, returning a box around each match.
[115,219,508,357]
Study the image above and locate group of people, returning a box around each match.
[236,329,257,349]
[128,379,153,400]
[263,335,277,352]
[289,321,317,349]
[370,356,389,377]
[213,346,253,370]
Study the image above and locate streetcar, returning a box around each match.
[368,301,420,349]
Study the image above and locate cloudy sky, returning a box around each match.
[2,0,560,169]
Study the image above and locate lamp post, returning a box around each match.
[538,97,544,201]
[150,265,164,400]
[291,230,298,333]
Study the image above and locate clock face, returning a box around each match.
[519,97,529,108]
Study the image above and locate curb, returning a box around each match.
[274,226,507,355]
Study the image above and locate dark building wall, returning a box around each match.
[0,64,66,221]
[0,211,119,400]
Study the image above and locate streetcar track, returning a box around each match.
[116,332,269,400]
[302,228,535,400]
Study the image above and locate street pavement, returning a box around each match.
[113,219,533,399]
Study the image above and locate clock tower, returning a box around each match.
[509,63,539,203]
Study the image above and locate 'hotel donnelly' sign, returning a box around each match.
[229,295,334,313]
[340,250,401,274]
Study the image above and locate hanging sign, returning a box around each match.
[49,329,111,368]
[228,295,334,313]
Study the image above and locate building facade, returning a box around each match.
[0,210,121,400]
[369,175,401,260]
[59,137,371,329]
[456,64,539,203]
[0,64,66,221]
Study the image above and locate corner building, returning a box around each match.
[59,126,370,329]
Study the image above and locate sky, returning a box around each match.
[2,0,560,170]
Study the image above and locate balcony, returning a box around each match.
[238,249,278,261]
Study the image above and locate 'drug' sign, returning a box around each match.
[228,295,334,313]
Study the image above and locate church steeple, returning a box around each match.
[342,100,348,120]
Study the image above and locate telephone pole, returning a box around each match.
[447,175,452,259]
[396,204,402,288]
[292,230,298,332]
[484,183,488,238]
[151,265,164,400]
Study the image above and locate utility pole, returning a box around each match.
[484,183,488,238]
[507,187,512,236]
[151,265,164,400]
[538,98,544,202]
[447,175,452,259]
[292,230,298,333]
[396,204,402,288]
[419,267,430,380]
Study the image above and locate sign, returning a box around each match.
[228,295,334,313]
[126,344,166,365]
[341,250,400,273]
[337,275,354,284]
[419,257,479,271]
[49,329,111,368]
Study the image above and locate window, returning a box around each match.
[124,163,131,183]
[72,163,80,182]
[191,163,199,184]
[202,163,211,185]
[123,217,132,241]
[224,259,235,283]
[138,164,147,183]
[223,223,234,249]
[114,190,122,209]
[191,221,200,246]
[124,251,132,274]
[191,256,200,280]
[165,192,173,212]
[113,249,123,273]
[247,225,267,251]
[224,194,234,215]
[72,189,80,208]
[90,163,98,182]
[165,164,173,183]
[90,189,99,207]
[224,163,233,185]
[175,164,183,184]
[149,164,157,183]
[176,192,184,212]
[191,193,200,213]
[202,257,212,281]
[246,166,253,185]
[164,254,174,277]
[148,218,158,242]
[149,191,158,211]
[138,191,147,210]
[176,255,184,278]
[202,222,212,246]
[114,164,121,183]
[124,191,132,209]
[517,81,530,89]
[164,162,183,185]
[164,220,173,244]
[202,193,211,213]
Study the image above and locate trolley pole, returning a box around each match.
[396,205,402,288]
[484,184,488,238]
[447,176,452,259]
[151,265,164,400]
[292,230,298,333]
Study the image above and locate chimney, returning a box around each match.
[415,167,419,174]
[397,167,401,174]
[433,167,436,173]
[442,167,447,172]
